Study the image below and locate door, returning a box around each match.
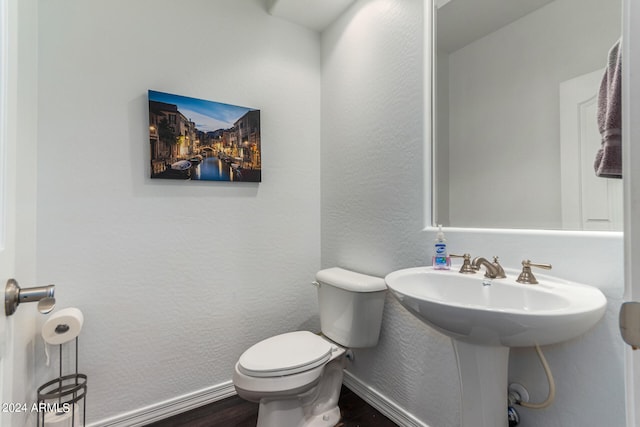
[0,0,39,425]
[624,0,640,425]
[0,0,17,423]
[560,69,623,231]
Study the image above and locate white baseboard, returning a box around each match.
[89,373,428,427]
[87,381,236,427]
[343,370,430,427]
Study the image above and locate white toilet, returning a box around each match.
[233,267,387,427]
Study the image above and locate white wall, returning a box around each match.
[322,1,625,427]
[35,0,321,423]
[443,0,621,229]
[321,1,461,426]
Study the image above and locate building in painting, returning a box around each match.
[234,110,261,169]
[149,100,197,176]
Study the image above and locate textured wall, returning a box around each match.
[35,0,321,423]
[321,1,460,426]
[321,1,625,427]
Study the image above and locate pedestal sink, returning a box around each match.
[384,266,606,427]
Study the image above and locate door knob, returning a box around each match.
[5,279,55,316]
[620,302,640,349]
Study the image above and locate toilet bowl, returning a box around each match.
[233,331,346,427]
[232,267,387,427]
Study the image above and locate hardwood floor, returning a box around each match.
[145,386,398,427]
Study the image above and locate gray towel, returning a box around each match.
[594,39,622,178]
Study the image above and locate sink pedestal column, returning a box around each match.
[453,341,510,427]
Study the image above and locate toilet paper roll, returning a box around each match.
[42,308,84,345]
[44,403,81,427]
[43,404,80,427]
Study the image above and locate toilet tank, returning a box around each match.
[315,267,387,348]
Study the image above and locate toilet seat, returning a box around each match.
[238,331,335,378]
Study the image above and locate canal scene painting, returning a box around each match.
[148,90,261,182]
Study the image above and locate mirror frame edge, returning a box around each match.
[424,0,436,232]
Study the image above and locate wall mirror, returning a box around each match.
[433,0,622,231]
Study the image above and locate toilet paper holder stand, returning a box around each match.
[37,337,87,427]
[4,278,55,316]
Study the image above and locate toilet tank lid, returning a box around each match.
[316,267,387,292]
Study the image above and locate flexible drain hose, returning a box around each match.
[519,345,556,409]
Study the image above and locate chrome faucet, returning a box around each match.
[472,257,500,279]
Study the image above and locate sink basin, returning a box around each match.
[385,266,607,427]
[385,266,606,347]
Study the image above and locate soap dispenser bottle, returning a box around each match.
[432,224,451,270]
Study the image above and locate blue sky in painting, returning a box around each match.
[148,90,254,133]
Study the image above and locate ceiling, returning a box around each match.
[266,0,356,32]
[437,0,555,53]
[265,0,556,52]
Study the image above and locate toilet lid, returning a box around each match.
[238,331,334,378]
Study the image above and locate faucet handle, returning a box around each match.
[491,256,507,279]
[450,253,476,274]
[516,260,552,284]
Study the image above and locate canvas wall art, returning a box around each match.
[148,90,261,182]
